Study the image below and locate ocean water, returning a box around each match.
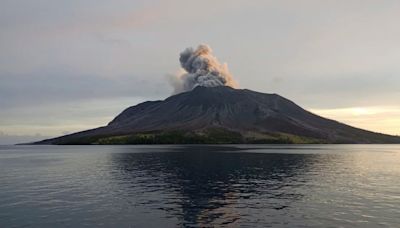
[0,145,399,227]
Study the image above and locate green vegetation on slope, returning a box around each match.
[92,128,324,145]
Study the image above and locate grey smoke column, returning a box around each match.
[170,44,238,93]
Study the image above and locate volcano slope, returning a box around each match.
[36,86,400,144]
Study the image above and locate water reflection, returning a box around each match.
[111,146,334,226]
[2,145,399,227]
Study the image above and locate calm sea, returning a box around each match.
[0,145,399,227]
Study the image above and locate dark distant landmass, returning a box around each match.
[35,86,400,144]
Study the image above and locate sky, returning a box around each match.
[1,0,400,144]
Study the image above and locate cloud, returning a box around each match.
[0,131,49,145]
[0,72,168,109]
[1,0,400,136]
[0,96,150,137]
[310,106,400,135]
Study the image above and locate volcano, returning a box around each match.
[35,86,400,144]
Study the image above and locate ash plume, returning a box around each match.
[169,44,238,94]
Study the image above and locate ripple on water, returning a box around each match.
[0,145,400,227]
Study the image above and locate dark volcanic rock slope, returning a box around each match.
[37,86,400,144]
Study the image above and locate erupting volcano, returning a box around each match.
[35,45,400,144]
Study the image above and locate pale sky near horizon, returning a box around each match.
[1,0,400,144]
